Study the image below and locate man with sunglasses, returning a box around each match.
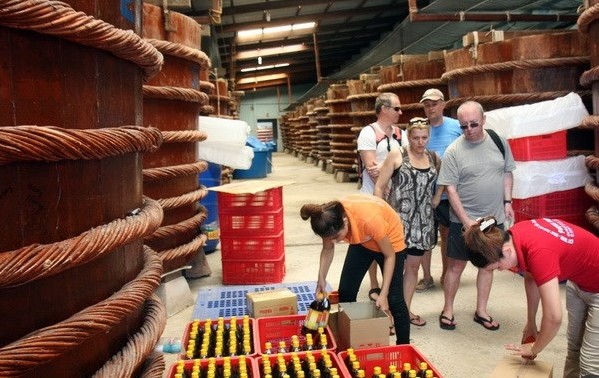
[415,88,462,293]
[436,100,516,331]
[357,92,402,304]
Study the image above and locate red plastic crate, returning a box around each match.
[167,356,257,378]
[218,187,283,211]
[513,188,593,218]
[508,131,566,161]
[220,231,285,260]
[222,251,286,285]
[256,314,337,354]
[256,349,344,377]
[180,317,258,360]
[337,345,443,378]
[219,208,284,237]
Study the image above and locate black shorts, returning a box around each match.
[435,200,450,228]
[447,221,504,261]
[406,247,426,257]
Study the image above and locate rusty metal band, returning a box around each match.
[138,352,167,378]
[585,181,599,202]
[0,197,163,288]
[201,105,216,114]
[586,154,599,170]
[161,130,208,143]
[145,38,210,68]
[92,294,166,378]
[157,233,208,266]
[0,0,163,79]
[378,78,444,92]
[585,206,599,231]
[0,247,163,375]
[0,125,162,165]
[577,3,599,34]
[442,56,589,82]
[143,161,209,182]
[445,91,591,109]
[143,85,210,104]
[145,208,208,243]
[324,99,350,104]
[347,93,380,100]
[580,115,599,130]
[156,187,209,210]
[580,65,599,87]
[200,81,217,93]
[209,94,232,102]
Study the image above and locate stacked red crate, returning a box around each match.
[218,187,286,284]
[509,131,593,231]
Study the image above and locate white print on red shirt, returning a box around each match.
[531,218,575,245]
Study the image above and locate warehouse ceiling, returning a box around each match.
[177,0,581,96]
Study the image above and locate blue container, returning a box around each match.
[233,137,269,179]
[265,141,276,174]
[199,162,221,253]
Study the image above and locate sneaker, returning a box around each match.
[415,277,435,292]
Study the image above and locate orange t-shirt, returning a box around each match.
[340,193,406,252]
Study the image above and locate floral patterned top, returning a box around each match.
[386,147,438,250]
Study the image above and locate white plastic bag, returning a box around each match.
[485,92,588,139]
[512,155,592,199]
[197,142,254,169]
[198,116,250,146]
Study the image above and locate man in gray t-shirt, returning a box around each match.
[436,101,516,331]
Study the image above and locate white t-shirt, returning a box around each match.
[357,124,401,194]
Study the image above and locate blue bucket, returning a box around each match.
[199,162,221,253]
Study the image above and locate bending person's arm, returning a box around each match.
[316,238,335,295]
[373,236,396,313]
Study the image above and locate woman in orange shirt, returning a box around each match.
[301,193,410,344]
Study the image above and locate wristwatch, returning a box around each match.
[504,200,512,204]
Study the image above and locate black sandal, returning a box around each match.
[439,312,456,330]
[368,288,381,302]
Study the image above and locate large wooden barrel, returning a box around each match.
[326,84,356,174]
[443,31,589,112]
[142,4,211,273]
[577,3,599,232]
[0,1,165,376]
[378,52,447,126]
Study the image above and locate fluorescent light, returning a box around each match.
[237,73,288,85]
[236,44,308,60]
[237,22,315,37]
[240,63,290,73]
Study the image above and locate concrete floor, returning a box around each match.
[160,152,568,378]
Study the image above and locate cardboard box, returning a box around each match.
[489,355,554,378]
[246,288,298,318]
[336,301,391,351]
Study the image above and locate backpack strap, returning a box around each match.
[486,129,505,159]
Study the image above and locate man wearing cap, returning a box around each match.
[414,89,461,293]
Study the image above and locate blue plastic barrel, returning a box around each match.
[233,137,269,179]
[199,162,221,253]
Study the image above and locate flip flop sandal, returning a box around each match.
[368,288,381,302]
[410,314,427,327]
[473,312,500,331]
[439,312,456,330]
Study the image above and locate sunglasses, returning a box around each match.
[460,121,480,130]
[409,118,429,126]
[385,105,402,112]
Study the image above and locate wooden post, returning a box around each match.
[313,32,322,82]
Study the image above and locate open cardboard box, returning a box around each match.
[336,301,391,351]
[489,355,554,378]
